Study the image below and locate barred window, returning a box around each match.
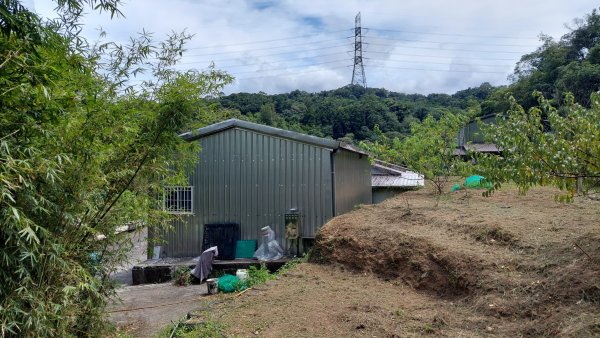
[164,186,193,214]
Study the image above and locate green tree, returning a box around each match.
[217,84,485,142]
[259,102,276,125]
[510,8,600,107]
[0,1,231,336]
[477,92,600,200]
[361,112,469,195]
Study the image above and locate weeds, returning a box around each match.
[420,323,435,334]
[245,256,308,287]
[246,264,274,287]
[393,308,406,319]
[278,255,309,274]
[171,266,192,286]
[158,318,224,338]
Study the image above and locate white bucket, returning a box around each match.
[206,278,219,294]
[236,269,248,281]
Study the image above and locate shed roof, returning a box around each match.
[181,119,368,155]
[371,160,424,188]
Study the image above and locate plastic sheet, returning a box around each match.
[253,226,284,261]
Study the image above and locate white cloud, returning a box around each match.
[32,0,598,94]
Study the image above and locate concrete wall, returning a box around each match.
[372,187,407,204]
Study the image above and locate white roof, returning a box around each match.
[371,160,424,188]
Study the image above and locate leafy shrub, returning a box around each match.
[245,257,307,288]
[277,255,308,274]
[246,264,275,287]
[0,1,231,336]
[172,266,192,286]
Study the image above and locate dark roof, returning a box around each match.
[471,113,498,123]
[466,143,499,152]
[181,119,368,155]
[454,143,499,155]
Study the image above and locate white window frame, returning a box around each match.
[164,186,194,215]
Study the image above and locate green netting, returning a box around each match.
[217,274,247,293]
[465,175,492,188]
[452,175,492,192]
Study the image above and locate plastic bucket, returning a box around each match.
[206,278,219,294]
[236,269,248,281]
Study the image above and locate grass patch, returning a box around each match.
[246,255,308,288]
[158,319,225,338]
[393,308,406,319]
[420,323,435,334]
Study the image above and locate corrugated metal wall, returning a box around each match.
[458,115,497,146]
[162,128,334,257]
[333,149,372,215]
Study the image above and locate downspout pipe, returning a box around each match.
[331,149,337,217]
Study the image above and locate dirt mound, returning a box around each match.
[310,216,478,297]
[310,187,600,336]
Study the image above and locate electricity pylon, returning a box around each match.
[351,12,366,88]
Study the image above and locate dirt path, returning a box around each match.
[107,228,211,337]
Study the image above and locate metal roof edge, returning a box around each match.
[372,163,404,176]
[182,119,368,153]
[372,159,410,172]
[338,142,370,156]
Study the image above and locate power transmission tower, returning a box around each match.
[351,12,366,88]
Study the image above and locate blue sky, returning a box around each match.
[30,0,597,95]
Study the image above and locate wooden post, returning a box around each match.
[576,176,583,195]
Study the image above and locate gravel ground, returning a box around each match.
[110,227,149,286]
[107,227,209,337]
[109,282,208,337]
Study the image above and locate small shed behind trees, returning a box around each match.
[371,160,424,203]
[159,119,372,258]
[455,114,500,156]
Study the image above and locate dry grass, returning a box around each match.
[186,186,600,337]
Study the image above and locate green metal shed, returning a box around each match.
[160,119,371,258]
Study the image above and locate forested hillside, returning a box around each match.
[214,8,600,142]
[217,83,494,141]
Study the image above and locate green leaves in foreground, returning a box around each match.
[477,92,600,200]
[0,1,232,336]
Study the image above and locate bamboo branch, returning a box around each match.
[0,129,19,141]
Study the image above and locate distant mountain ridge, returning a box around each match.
[215,83,496,141]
